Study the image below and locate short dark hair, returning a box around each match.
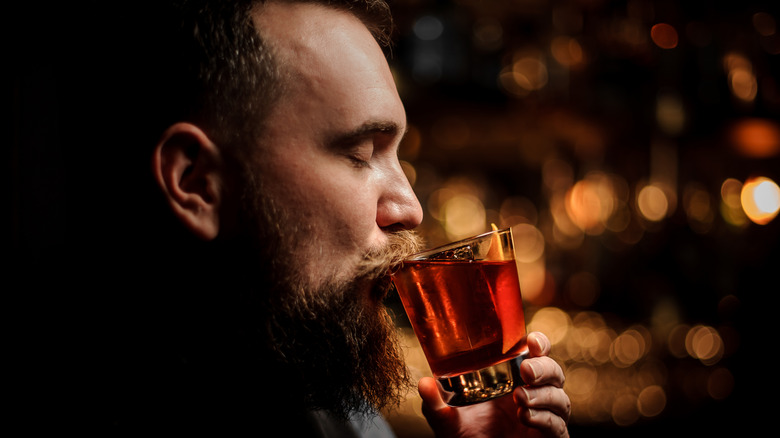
[139,0,394,159]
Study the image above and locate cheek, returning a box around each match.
[267,160,378,249]
[294,179,379,285]
[312,173,378,241]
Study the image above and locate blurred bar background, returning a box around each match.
[381,0,778,437]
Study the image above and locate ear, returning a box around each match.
[151,123,224,240]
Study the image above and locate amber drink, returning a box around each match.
[392,228,528,406]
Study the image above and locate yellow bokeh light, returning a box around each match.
[637,184,669,221]
[565,364,598,396]
[587,328,615,364]
[721,178,743,208]
[565,172,618,234]
[442,194,486,240]
[512,224,545,263]
[427,187,456,221]
[551,193,582,236]
[528,307,571,345]
[516,260,548,306]
[720,178,749,226]
[741,176,780,224]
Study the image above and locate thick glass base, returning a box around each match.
[436,352,528,407]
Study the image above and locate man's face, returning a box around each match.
[237,2,424,417]
[251,2,423,294]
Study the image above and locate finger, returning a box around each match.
[514,385,571,422]
[520,356,566,387]
[527,332,551,358]
[418,377,454,422]
[517,406,570,438]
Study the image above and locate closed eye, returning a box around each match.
[346,143,373,168]
[327,120,402,168]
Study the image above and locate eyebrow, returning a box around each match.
[327,120,406,149]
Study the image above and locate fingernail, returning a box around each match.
[532,334,542,351]
[521,386,532,402]
[528,408,537,418]
[527,362,538,381]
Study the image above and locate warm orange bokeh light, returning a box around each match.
[729,118,780,158]
[637,184,669,221]
[741,176,780,224]
[564,172,617,234]
[651,23,678,49]
[551,36,584,68]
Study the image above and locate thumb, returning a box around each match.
[418,377,456,424]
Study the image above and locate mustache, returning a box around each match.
[355,229,424,280]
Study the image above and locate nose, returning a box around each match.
[376,161,424,230]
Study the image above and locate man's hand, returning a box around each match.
[418,332,570,438]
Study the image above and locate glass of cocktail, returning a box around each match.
[391,227,528,406]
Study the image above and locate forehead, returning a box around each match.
[252,2,380,68]
[251,1,405,142]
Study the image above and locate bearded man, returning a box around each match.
[62,0,570,436]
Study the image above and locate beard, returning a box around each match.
[235,166,424,421]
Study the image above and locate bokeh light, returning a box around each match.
[528,307,571,345]
[728,118,780,158]
[720,178,749,226]
[683,182,715,234]
[637,385,666,417]
[752,12,776,36]
[651,23,678,49]
[499,51,549,97]
[441,193,486,239]
[685,325,724,365]
[413,15,443,41]
[724,52,758,102]
[564,172,618,234]
[740,176,780,224]
[551,36,585,68]
[656,93,685,136]
[637,184,669,222]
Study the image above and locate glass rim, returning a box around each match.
[405,226,513,261]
